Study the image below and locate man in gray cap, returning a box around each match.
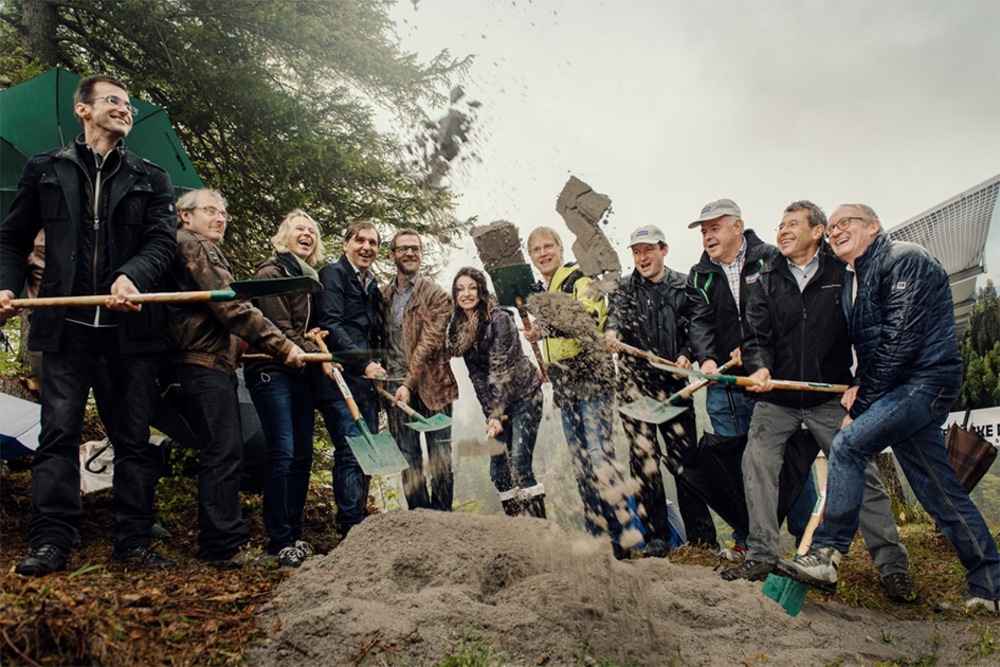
[686,199,815,558]
[605,225,703,555]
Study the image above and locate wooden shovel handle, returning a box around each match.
[797,483,827,557]
[313,334,363,422]
[373,384,421,418]
[515,296,548,382]
[11,290,234,308]
[675,353,739,400]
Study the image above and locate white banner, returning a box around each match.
[943,406,1000,448]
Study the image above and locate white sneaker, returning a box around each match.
[294,540,314,558]
[718,545,747,563]
[964,595,1000,614]
[775,545,841,592]
[276,545,304,568]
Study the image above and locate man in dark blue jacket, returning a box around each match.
[779,204,1000,613]
[0,74,177,575]
[314,221,387,535]
[728,201,912,604]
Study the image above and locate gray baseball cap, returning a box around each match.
[628,225,666,247]
[688,198,742,229]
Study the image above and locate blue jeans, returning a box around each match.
[489,388,543,493]
[706,384,815,546]
[386,393,453,511]
[246,369,315,553]
[317,391,375,534]
[557,385,644,546]
[160,364,250,559]
[816,383,1000,600]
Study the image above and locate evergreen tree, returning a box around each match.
[960,281,1000,409]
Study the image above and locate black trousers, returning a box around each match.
[30,322,159,552]
[621,407,717,547]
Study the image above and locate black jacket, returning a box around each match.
[847,232,963,418]
[0,139,176,353]
[686,229,777,375]
[463,307,541,420]
[314,255,385,400]
[607,266,692,397]
[742,243,854,408]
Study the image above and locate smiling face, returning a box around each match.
[76,81,133,143]
[454,274,480,313]
[776,209,823,265]
[180,192,227,244]
[343,226,380,271]
[528,230,564,280]
[699,215,744,264]
[827,205,880,266]
[631,242,667,282]
[390,233,423,278]
[284,215,319,261]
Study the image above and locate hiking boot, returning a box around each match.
[635,538,669,559]
[775,546,840,593]
[276,546,304,568]
[880,571,917,604]
[721,559,775,582]
[294,540,314,558]
[112,546,175,570]
[206,545,257,570]
[15,544,68,576]
[935,595,1000,614]
[718,544,747,563]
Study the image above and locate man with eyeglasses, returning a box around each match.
[1,74,177,575]
[686,199,815,560]
[160,188,306,568]
[728,201,913,604]
[524,226,645,559]
[779,204,1000,614]
[379,229,458,512]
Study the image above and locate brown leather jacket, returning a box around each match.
[165,228,292,374]
[380,274,458,411]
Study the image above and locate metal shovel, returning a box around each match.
[10,275,322,308]
[618,355,739,424]
[456,417,509,457]
[329,367,407,476]
[373,385,452,432]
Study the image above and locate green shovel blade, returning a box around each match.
[487,264,537,308]
[618,396,688,424]
[404,412,453,432]
[762,572,810,617]
[228,275,323,299]
[346,420,407,476]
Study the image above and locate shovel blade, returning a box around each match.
[404,413,453,432]
[456,438,507,457]
[762,572,810,617]
[346,422,407,476]
[618,397,688,424]
[230,275,322,298]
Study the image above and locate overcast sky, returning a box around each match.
[390,0,1000,281]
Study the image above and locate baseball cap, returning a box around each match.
[628,225,666,247]
[688,198,742,229]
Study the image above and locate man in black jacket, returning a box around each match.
[1,74,177,575]
[606,225,708,553]
[314,221,387,535]
[726,201,913,604]
[686,198,815,557]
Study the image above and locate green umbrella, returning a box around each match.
[0,66,203,214]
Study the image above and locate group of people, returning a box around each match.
[1,74,997,614]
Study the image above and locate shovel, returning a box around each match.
[616,343,849,394]
[761,481,828,617]
[373,384,452,432]
[312,334,406,476]
[484,262,548,382]
[456,417,509,457]
[10,275,321,308]
[618,354,739,424]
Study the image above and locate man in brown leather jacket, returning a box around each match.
[160,188,305,567]
[380,229,458,511]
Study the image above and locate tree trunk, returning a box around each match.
[21,0,61,66]
[875,452,910,519]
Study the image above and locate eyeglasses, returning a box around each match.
[825,216,863,238]
[392,244,421,254]
[85,95,139,118]
[188,205,232,222]
[529,242,559,256]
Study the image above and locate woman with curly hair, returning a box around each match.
[448,267,546,518]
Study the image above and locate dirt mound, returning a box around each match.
[253,511,972,666]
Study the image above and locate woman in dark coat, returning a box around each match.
[448,267,546,517]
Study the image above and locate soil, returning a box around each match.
[252,510,981,667]
[555,176,620,296]
[471,221,526,270]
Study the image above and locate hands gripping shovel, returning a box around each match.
[617,351,739,424]
[372,384,452,433]
[455,417,508,458]
[312,334,407,476]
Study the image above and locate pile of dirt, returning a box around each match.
[253,510,975,666]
